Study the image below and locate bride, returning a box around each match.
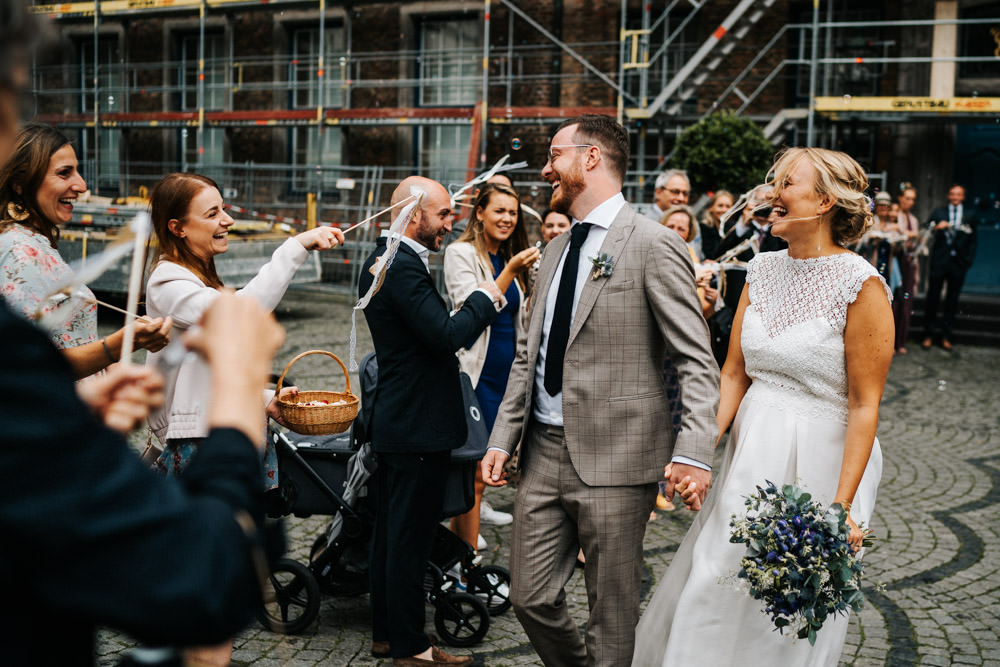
[632,147,894,666]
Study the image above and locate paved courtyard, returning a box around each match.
[99,286,1000,666]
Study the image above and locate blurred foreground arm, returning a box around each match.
[0,295,284,662]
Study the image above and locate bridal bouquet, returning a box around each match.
[728,481,875,645]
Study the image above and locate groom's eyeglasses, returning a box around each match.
[546,144,596,165]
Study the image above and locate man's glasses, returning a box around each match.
[547,144,595,164]
[660,187,690,197]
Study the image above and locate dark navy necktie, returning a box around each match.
[544,222,591,396]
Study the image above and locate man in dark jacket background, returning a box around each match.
[359,176,502,666]
[922,183,978,351]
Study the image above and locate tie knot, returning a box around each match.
[570,222,591,249]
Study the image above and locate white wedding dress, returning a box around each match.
[632,250,890,667]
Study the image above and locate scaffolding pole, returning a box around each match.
[197,0,206,169]
[806,0,819,146]
[480,0,490,167]
[92,3,100,189]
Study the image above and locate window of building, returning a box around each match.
[420,125,471,186]
[291,126,343,191]
[181,126,226,171]
[78,36,121,113]
[419,18,480,106]
[179,32,227,111]
[291,26,347,108]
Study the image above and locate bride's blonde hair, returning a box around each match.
[769,147,873,246]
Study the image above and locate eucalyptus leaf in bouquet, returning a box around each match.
[728,481,877,645]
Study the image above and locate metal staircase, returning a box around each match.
[626,0,778,119]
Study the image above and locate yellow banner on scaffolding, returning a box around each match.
[31,0,278,17]
[816,96,1000,114]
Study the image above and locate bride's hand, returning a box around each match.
[846,516,864,552]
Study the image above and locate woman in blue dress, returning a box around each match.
[444,183,540,552]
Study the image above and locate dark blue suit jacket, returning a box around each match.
[927,205,978,274]
[359,237,498,453]
[0,300,279,665]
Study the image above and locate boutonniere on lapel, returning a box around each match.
[589,253,615,280]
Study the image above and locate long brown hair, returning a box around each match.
[458,183,530,290]
[0,122,74,247]
[149,172,225,288]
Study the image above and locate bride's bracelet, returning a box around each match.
[834,500,853,513]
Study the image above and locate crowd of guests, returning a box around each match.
[0,4,978,666]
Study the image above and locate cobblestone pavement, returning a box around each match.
[98,286,1000,666]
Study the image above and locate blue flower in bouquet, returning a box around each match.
[728,481,876,646]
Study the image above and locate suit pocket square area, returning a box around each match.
[603,279,635,294]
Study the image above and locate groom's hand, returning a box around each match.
[664,463,712,511]
[482,449,510,487]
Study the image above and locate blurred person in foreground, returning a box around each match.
[634,147,892,666]
[2,288,287,665]
[360,176,504,665]
[482,115,719,665]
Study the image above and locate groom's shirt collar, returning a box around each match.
[572,192,625,230]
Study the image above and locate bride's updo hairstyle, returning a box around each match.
[769,147,873,246]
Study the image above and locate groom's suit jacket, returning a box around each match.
[489,203,719,486]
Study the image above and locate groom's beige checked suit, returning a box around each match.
[488,202,720,665]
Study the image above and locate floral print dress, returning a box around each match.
[0,224,97,349]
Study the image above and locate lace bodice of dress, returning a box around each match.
[742,250,890,423]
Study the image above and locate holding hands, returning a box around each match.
[295,225,346,251]
[482,449,510,487]
[663,462,712,511]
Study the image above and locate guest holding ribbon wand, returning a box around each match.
[0,123,171,378]
[145,172,343,666]
[443,182,540,552]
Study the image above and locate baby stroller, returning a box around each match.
[257,352,510,647]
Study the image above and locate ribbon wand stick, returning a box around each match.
[338,194,418,236]
[119,211,152,365]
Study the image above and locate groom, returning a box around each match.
[482,115,720,665]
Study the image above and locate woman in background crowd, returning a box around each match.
[444,182,540,552]
[0,123,170,378]
[699,189,734,260]
[893,184,921,354]
[146,172,343,666]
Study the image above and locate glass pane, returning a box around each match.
[421,125,471,185]
[180,33,227,110]
[292,27,347,108]
[420,19,480,106]
[79,38,121,113]
[292,127,342,190]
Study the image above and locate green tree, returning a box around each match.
[672,111,774,196]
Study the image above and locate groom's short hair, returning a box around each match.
[555,115,630,185]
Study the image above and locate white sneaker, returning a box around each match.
[476,533,487,550]
[480,501,513,526]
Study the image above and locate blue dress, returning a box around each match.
[474,253,520,432]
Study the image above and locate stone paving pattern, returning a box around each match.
[98,287,1000,666]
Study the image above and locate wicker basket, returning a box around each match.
[276,350,360,435]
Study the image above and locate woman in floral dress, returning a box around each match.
[0,123,169,378]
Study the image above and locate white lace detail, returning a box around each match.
[742,251,890,423]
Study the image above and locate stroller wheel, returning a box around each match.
[464,564,512,616]
[433,591,489,647]
[257,558,320,635]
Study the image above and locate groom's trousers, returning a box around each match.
[509,420,658,667]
